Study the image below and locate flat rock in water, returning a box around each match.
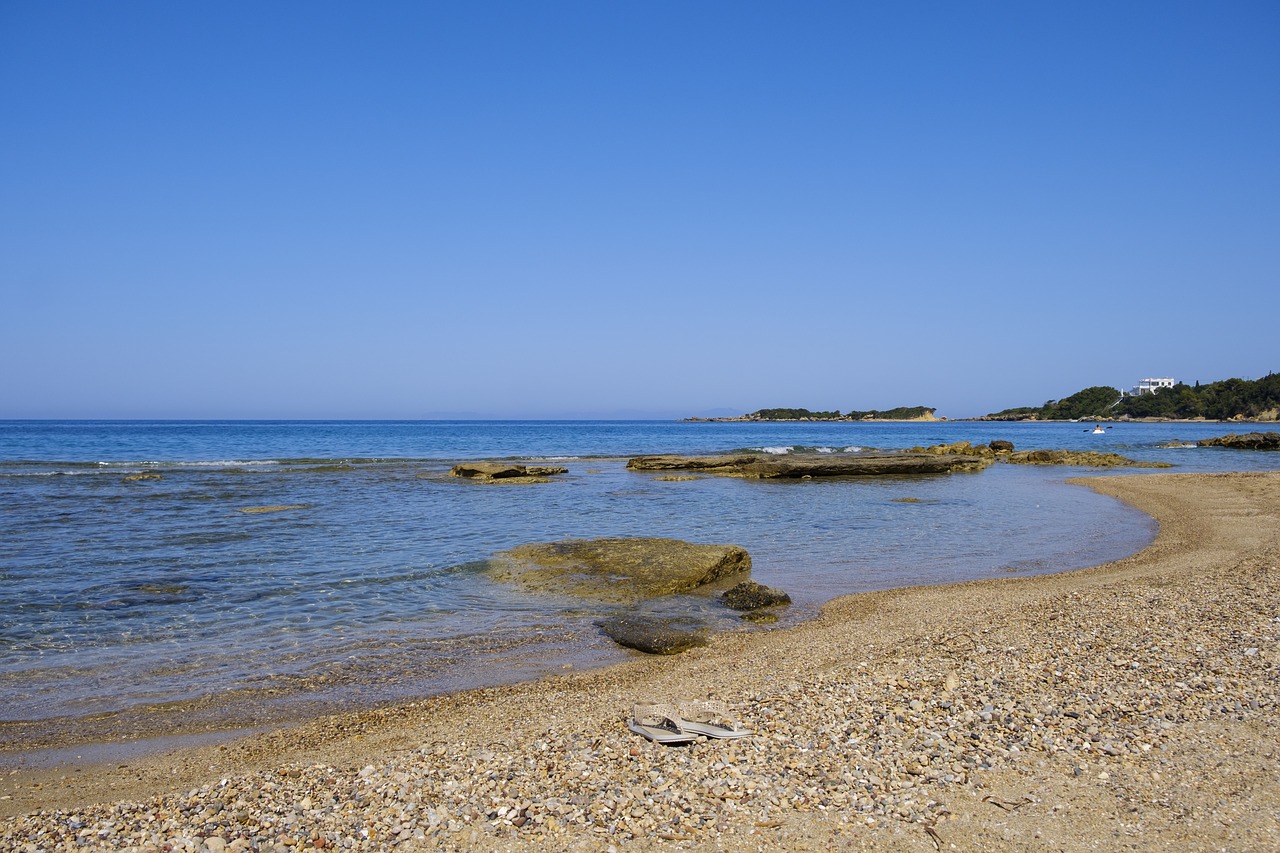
[450,462,568,480]
[628,453,990,477]
[626,454,761,471]
[1198,431,1280,450]
[1004,449,1171,468]
[596,615,709,655]
[487,537,751,602]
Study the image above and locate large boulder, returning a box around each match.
[1198,432,1280,450]
[487,537,751,602]
[596,615,709,655]
[628,453,991,478]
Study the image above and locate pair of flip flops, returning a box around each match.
[628,700,751,744]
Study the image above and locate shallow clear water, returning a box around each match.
[1,419,1275,725]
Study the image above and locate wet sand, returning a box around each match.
[2,471,1278,851]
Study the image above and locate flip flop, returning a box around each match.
[676,699,752,739]
[628,702,696,744]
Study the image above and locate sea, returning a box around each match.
[2,419,1276,744]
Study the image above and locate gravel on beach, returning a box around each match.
[2,471,1278,851]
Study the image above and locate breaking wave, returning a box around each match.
[751,445,869,455]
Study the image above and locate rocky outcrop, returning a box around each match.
[1003,450,1171,468]
[722,581,791,611]
[486,537,751,602]
[908,440,1016,457]
[1198,432,1280,450]
[595,615,709,655]
[627,453,992,478]
[449,462,568,480]
[626,454,761,471]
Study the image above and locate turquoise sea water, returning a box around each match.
[1,420,1276,732]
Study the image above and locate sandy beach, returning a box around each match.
[2,471,1277,851]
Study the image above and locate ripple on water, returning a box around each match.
[0,422,1224,731]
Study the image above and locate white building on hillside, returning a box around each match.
[1130,377,1177,396]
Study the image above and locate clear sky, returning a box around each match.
[3,1,1277,419]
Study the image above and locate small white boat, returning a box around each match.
[1091,425,1106,434]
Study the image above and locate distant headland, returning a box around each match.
[684,406,940,423]
[686,371,1280,424]
[976,372,1279,422]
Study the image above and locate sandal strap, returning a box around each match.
[633,702,682,728]
[677,699,737,727]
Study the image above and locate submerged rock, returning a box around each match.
[1003,450,1171,468]
[740,610,779,624]
[1198,432,1280,450]
[596,615,709,655]
[722,580,792,611]
[487,537,751,602]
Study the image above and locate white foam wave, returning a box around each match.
[178,460,282,467]
[752,445,868,455]
[93,460,282,468]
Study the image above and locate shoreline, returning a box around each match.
[2,471,1278,850]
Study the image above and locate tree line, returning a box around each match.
[983,373,1280,421]
[747,406,935,421]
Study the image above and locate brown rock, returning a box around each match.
[595,615,710,655]
[1197,432,1280,450]
[629,453,991,478]
[627,454,760,471]
[449,462,568,479]
[487,537,751,602]
[1003,449,1171,468]
[723,581,792,611]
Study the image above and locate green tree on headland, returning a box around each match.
[750,408,844,420]
[1116,374,1280,420]
[845,406,935,420]
[983,373,1280,421]
[1048,386,1123,420]
[744,406,936,421]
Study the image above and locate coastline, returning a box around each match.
[2,471,1278,850]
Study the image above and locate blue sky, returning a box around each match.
[3,1,1277,419]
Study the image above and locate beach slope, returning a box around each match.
[2,471,1278,851]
